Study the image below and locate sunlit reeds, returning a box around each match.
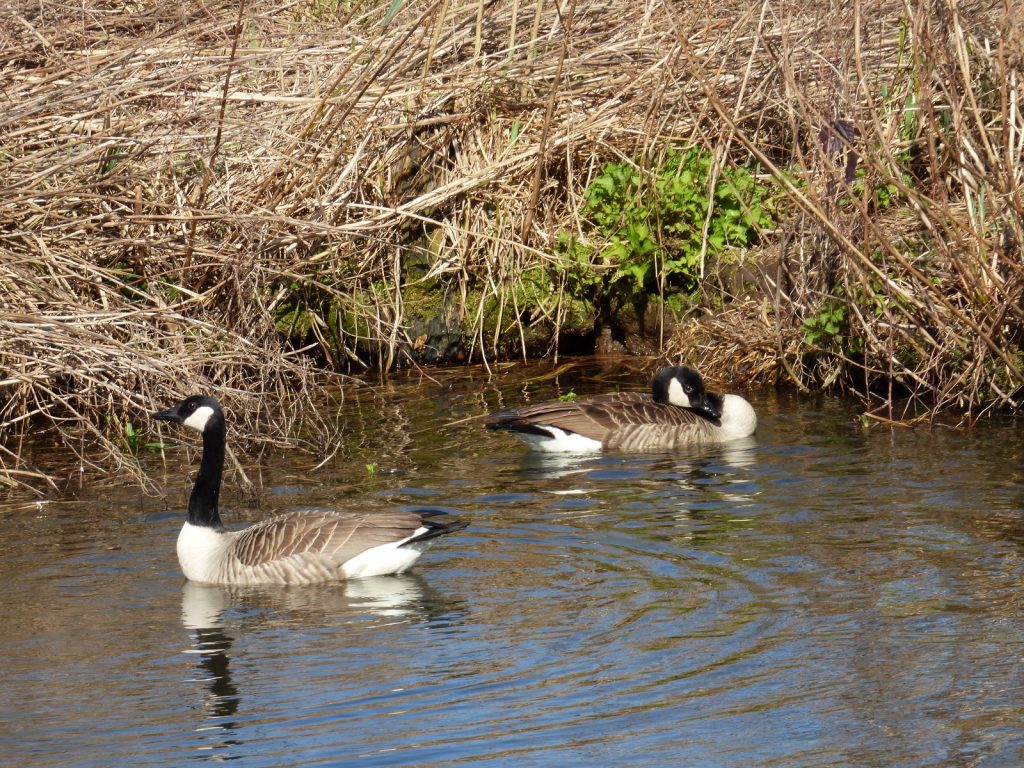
[1,0,1020,492]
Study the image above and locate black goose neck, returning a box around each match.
[188,419,225,530]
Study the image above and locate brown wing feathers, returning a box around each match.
[485,391,708,443]
[232,510,425,567]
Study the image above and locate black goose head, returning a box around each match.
[698,391,725,426]
[152,395,224,434]
[153,395,226,529]
[651,366,722,423]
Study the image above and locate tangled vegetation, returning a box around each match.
[1,0,1021,492]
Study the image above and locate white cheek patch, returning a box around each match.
[183,405,215,433]
[666,377,692,407]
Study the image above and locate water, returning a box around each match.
[3,361,1024,767]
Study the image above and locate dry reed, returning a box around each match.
[1,0,1021,492]
[664,0,1023,424]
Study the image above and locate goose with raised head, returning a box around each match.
[485,366,756,453]
[152,395,467,585]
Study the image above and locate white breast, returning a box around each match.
[719,394,757,439]
[176,522,234,583]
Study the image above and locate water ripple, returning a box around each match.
[3,377,1024,766]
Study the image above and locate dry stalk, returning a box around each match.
[2,0,1022,493]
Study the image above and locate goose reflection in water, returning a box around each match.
[180,581,242,759]
[508,435,759,487]
[180,574,463,755]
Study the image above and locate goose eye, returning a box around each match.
[684,385,693,394]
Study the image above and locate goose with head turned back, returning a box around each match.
[485,366,756,453]
[152,395,467,585]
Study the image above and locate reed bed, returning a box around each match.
[1,0,1021,492]
[667,0,1024,425]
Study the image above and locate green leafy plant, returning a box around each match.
[802,297,849,347]
[121,421,164,454]
[554,147,774,314]
[858,78,919,210]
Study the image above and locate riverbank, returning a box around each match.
[1,0,1020,492]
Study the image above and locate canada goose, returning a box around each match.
[485,366,757,453]
[152,395,467,585]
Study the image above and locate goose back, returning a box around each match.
[486,364,757,453]
[177,509,464,585]
[486,391,734,452]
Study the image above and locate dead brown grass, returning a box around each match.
[1,0,1021,492]
[664,0,1023,421]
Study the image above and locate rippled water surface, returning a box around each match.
[4,361,1024,767]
